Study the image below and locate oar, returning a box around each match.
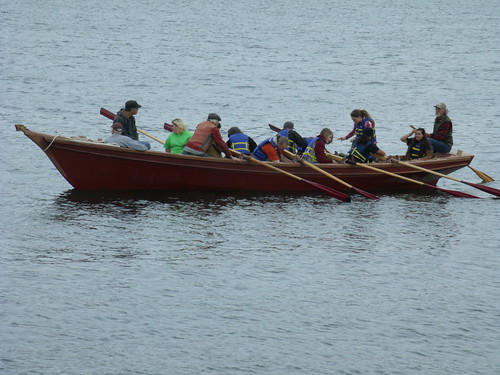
[231,150,351,202]
[409,125,494,182]
[100,107,174,132]
[468,165,494,183]
[282,149,380,200]
[137,129,164,145]
[269,123,281,132]
[327,153,479,198]
[394,159,500,197]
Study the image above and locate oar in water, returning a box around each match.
[100,107,174,132]
[327,153,479,198]
[282,150,380,200]
[468,165,494,183]
[409,125,494,182]
[394,159,500,197]
[231,150,351,202]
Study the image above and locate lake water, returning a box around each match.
[1,0,499,374]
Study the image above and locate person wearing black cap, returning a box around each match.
[112,100,143,141]
[345,127,385,163]
[183,113,236,159]
[278,121,308,155]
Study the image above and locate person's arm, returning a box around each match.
[211,128,236,158]
[290,131,308,153]
[164,136,171,153]
[261,143,280,161]
[248,137,257,153]
[314,140,333,163]
[339,124,355,141]
[401,129,415,142]
[430,122,451,141]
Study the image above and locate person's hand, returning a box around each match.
[338,137,346,141]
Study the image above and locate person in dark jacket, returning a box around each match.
[112,100,142,140]
[427,102,453,154]
[278,121,308,155]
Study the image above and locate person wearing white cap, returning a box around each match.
[427,102,453,154]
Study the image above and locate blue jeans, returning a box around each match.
[429,139,451,154]
[140,141,151,150]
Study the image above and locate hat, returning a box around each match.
[112,123,123,131]
[207,113,221,121]
[434,102,447,109]
[125,100,141,110]
[283,121,294,129]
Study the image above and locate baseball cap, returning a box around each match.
[125,100,142,110]
[434,102,447,109]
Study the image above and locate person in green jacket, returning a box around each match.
[164,119,193,154]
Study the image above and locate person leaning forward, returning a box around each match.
[183,113,237,159]
[253,134,289,162]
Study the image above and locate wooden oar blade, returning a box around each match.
[304,180,352,202]
[268,124,281,132]
[468,166,494,182]
[164,123,173,132]
[423,183,479,198]
[100,107,116,120]
[352,187,380,200]
[463,181,500,197]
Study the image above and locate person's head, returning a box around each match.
[357,127,373,145]
[171,118,187,134]
[207,113,221,127]
[276,135,289,151]
[124,100,141,114]
[111,123,123,134]
[227,126,241,137]
[283,121,294,129]
[414,127,425,141]
[434,102,448,116]
[320,128,334,144]
[350,109,373,124]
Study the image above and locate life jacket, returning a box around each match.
[228,133,251,155]
[184,121,215,152]
[347,140,374,163]
[302,137,320,163]
[354,118,377,143]
[253,136,278,161]
[278,129,298,153]
[409,141,423,159]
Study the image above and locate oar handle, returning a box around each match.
[137,129,164,145]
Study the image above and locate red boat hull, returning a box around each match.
[16,125,474,193]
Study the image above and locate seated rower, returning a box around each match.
[226,127,257,155]
[278,121,308,155]
[183,113,236,159]
[400,127,432,160]
[302,128,336,163]
[345,127,385,163]
[253,134,289,162]
[105,123,151,151]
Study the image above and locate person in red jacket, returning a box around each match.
[302,128,336,163]
[183,113,236,159]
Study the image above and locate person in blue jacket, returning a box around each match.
[226,127,257,155]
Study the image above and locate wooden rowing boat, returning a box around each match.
[15,124,474,193]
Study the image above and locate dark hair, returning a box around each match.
[356,127,374,145]
[227,127,241,137]
[405,128,432,158]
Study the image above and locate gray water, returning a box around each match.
[1,1,499,374]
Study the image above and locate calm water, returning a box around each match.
[1,1,499,374]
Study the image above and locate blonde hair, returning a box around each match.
[171,118,187,132]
